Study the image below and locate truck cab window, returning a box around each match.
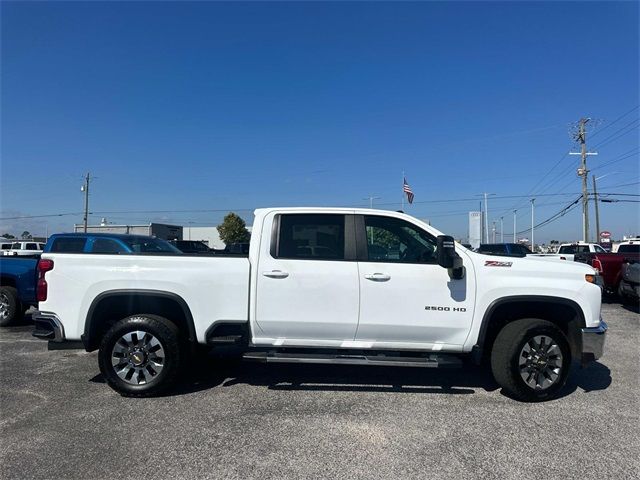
[364,215,437,263]
[277,214,345,260]
[50,238,88,253]
[91,239,126,254]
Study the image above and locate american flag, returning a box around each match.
[403,178,414,204]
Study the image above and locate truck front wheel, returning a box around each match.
[491,318,571,402]
[98,314,183,397]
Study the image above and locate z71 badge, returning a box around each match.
[485,260,513,267]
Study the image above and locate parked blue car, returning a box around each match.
[0,256,39,326]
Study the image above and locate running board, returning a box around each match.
[242,351,462,368]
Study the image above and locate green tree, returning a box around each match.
[21,231,32,239]
[217,213,250,246]
[2,233,15,239]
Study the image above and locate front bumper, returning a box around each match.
[32,311,65,342]
[581,320,607,366]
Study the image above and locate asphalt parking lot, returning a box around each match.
[1,302,638,480]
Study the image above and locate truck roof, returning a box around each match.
[49,232,159,241]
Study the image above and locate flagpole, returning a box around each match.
[401,170,405,211]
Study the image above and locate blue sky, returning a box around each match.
[1,1,638,242]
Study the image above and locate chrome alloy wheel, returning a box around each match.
[518,335,563,390]
[111,330,165,385]
[0,291,10,321]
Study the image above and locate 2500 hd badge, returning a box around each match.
[424,306,467,312]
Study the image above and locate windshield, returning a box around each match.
[122,237,182,254]
[618,244,640,254]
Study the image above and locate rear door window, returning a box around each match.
[276,214,346,260]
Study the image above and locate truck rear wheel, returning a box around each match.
[0,286,20,327]
[98,314,183,397]
[491,318,570,402]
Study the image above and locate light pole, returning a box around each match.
[363,195,381,209]
[363,195,380,245]
[500,216,504,243]
[513,210,517,243]
[478,193,495,243]
[530,198,535,252]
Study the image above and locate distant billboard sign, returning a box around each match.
[600,231,611,238]
[468,211,482,250]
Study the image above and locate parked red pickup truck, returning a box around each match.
[575,244,640,296]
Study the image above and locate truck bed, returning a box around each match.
[38,253,250,342]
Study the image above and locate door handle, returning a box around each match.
[364,273,391,282]
[262,270,289,279]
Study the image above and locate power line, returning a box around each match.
[590,105,639,139]
[592,117,640,149]
[514,197,582,235]
[499,106,640,219]
[0,212,83,220]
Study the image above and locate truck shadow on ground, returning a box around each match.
[90,355,612,400]
[602,296,639,313]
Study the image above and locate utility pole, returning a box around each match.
[592,175,601,243]
[570,118,598,243]
[500,216,504,243]
[513,210,517,243]
[81,172,91,233]
[530,198,535,252]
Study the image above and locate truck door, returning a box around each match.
[355,214,475,348]
[254,213,360,343]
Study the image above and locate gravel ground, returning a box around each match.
[1,302,638,480]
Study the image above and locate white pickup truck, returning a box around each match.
[531,243,608,262]
[33,208,607,401]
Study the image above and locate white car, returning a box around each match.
[33,208,606,402]
[3,241,45,256]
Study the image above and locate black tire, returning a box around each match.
[617,281,639,307]
[98,314,183,397]
[491,318,571,402]
[0,286,21,327]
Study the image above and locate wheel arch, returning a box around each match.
[0,276,17,288]
[83,289,196,351]
[473,295,586,364]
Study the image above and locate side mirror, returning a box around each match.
[437,235,464,279]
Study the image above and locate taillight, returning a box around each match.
[592,258,603,273]
[37,259,54,302]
